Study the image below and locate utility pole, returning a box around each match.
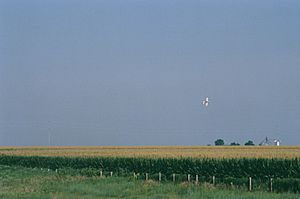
[48,132,51,146]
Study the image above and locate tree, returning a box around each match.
[230,142,240,146]
[245,140,255,146]
[215,139,225,146]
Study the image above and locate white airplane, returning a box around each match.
[202,97,210,107]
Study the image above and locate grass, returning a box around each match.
[0,165,299,199]
[0,146,300,159]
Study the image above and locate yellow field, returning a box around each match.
[0,146,300,159]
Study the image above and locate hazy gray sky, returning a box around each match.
[1,0,299,146]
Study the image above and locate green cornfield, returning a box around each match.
[0,155,299,179]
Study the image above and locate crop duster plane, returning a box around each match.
[202,97,210,107]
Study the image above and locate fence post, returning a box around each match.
[248,177,252,191]
[100,170,103,177]
[212,176,215,186]
[269,178,273,192]
[158,172,161,182]
[146,173,148,181]
[187,174,191,182]
[173,174,176,182]
[195,175,199,185]
[110,171,113,177]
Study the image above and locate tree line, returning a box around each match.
[214,139,255,146]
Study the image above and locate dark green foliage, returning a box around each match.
[273,178,300,193]
[220,177,248,187]
[218,177,270,191]
[215,139,225,146]
[151,173,167,182]
[0,155,299,180]
[245,140,255,146]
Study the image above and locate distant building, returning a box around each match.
[274,140,280,146]
[259,137,281,146]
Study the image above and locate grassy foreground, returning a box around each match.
[0,165,299,199]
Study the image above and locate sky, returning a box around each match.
[0,0,299,146]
